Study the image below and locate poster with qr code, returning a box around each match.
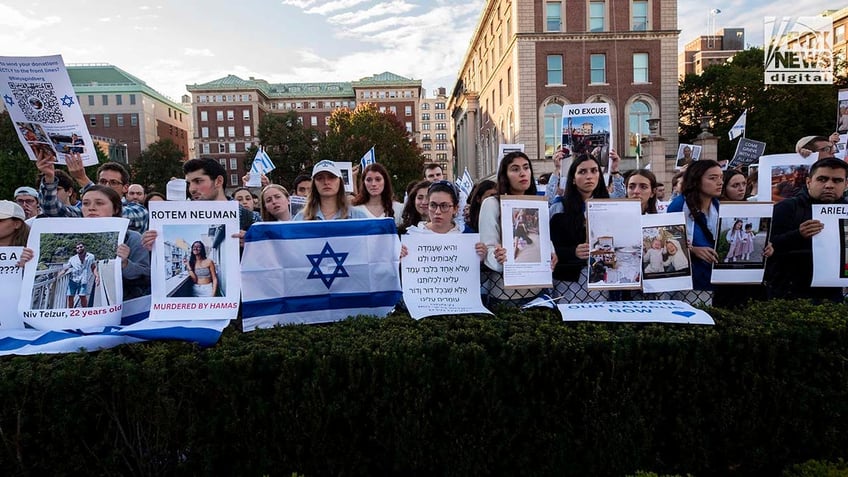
[0,55,98,166]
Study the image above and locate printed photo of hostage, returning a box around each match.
[715,217,771,269]
[641,225,691,280]
[675,144,702,170]
[511,208,540,262]
[771,165,809,202]
[30,232,119,310]
[161,224,225,298]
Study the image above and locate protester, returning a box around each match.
[796,134,840,159]
[13,186,39,220]
[0,201,33,266]
[550,154,610,302]
[766,157,848,302]
[655,183,667,201]
[292,174,312,198]
[463,180,497,233]
[624,169,658,214]
[293,160,368,221]
[399,180,431,234]
[423,163,444,181]
[126,184,145,204]
[233,186,262,223]
[259,184,292,222]
[401,181,486,258]
[721,169,747,201]
[352,163,403,226]
[143,192,166,209]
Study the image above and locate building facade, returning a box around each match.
[186,72,422,189]
[678,28,745,77]
[418,88,453,178]
[449,0,679,180]
[784,7,848,78]
[68,64,190,164]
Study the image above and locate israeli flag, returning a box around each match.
[457,167,474,194]
[359,146,376,170]
[241,218,402,330]
[247,148,276,187]
[728,110,746,141]
[0,296,228,356]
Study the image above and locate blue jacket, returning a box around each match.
[667,195,719,291]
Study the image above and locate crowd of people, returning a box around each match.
[4,130,846,314]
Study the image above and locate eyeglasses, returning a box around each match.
[98,179,125,187]
[815,144,834,153]
[15,198,37,205]
[428,202,454,212]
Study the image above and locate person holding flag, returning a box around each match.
[728,110,746,141]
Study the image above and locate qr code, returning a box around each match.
[8,82,64,123]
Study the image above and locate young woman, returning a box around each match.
[293,160,368,221]
[479,152,553,304]
[186,241,217,297]
[550,154,610,302]
[352,163,403,226]
[233,187,262,223]
[624,169,658,214]
[463,180,496,233]
[399,180,431,234]
[721,169,747,202]
[0,200,30,247]
[401,181,486,258]
[259,184,292,222]
[666,160,723,291]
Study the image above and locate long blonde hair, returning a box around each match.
[302,175,349,220]
[259,184,290,221]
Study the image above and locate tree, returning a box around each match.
[318,103,423,197]
[679,47,848,159]
[131,138,185,193]
[246,111,319,189]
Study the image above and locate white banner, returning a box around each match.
[640,212,693,293]
[558,300,714,324]
[19,217,127,330]
[148,201,241,321]
[586,199,643,290]
[712,202,773,284]
[0,55,98,166]
[0,247,25,329]
[500,195,552,289]
[811,203,848,287]
[401,234,492,319]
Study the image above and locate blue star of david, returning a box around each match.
[60,94,75,107]
[3,94,13,107]
[306,242,349,289]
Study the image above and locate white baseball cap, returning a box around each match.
[311,160,342,179]
[0,200,25,221]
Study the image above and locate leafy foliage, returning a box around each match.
[248,111,319,190]
[35,232,118,269]
[131,138,186,193]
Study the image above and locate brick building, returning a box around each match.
[418,88,454,178]
[678,28,745,77]
[68,64,190,164]
[186,72,422,189]
[448,0,680,180]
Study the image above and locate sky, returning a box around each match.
[0,0,839,102]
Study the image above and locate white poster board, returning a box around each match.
[586,199,643,290]
[641,212,693,293]
[757,153,818,203]
[498,143,524,161]
[19,218,127,330]
[0,55,98,166]
[558,300,714,324]
[400,234,492,319]
[712,202,773,284]
[500,195,552,289]
[335,161,354,193]
[148,201,241,321]
[0,247,25,329]
[811,203,848,287]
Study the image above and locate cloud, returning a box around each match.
[328,1,416,26]
[0,4,60,29]
[304,0,371,15]
[184,48,215,57]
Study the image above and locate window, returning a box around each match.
[216,111,224,121]
[245,142,252,151]
[200,111,208,121]
[131,114,138,126]
[507,67,512,95]
[435,112,446,120]
[103,115,110,127]
[297,117,303,125]
[836,25,845,44]
[88,95,94,106]
[436,153,447,161]
[436,133,447,141]
[229,158,237,170]
[227,110,234,120]
[422,133,431,141]
[423,143,432,151]
[589,1,605,32]
[436,143,447,150]
[218,144,226,153]
[422,103,430,110]
[215,95,223,103]
[89,116,97,127]
[117,115,124,127]
[627,100,652,156]
[590,54,606,83]
[499,79,503,104]
[405,106,412,116]
[244,126,251,137]
[310,101,317,109]
[227,126,235,137]
[546,2,562,31]
[243,109,250,120]
[228,143,236,153]
[632,0,648,31]
[435,102,445,109]
[129,94,136,105]
[423,123,431,130]
[102,95,108,106]
[389,106,397,114]
[241,94,250,101]
[202,144,210,154]
[633,53,649,83]
[422,112,430,120]
[115,95,122,105]
[543,103,563,157]
[547,55,563,84]
[201,127,209,138]
[436,123,446,130]
[217,126,225,137]
[230,174,238,187]
[311,116,318,126]
[379,106,386,113]
[405,122,413,133]
[218,159,226,167]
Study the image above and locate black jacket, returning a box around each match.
[550,209,586,282]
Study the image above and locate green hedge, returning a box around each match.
[0,300,847,476]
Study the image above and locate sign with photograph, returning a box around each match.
[757,153,819,203]
[729,138,766,169]
[148,201,241,321]
[401,234,492,319]
[561,103,613,169]
[334,161,354,193]
[675,144,702,170]
[586,199,643,290]
[712,202,773,284]
[811,203,848,287]
[0,247,25,329]
[0,55,98,166]
[640,212,693,293]
[499,195,552,289]
[559,300,714,325]
[18,218,127,330]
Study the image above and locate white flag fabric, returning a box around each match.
[241,218,402,330]
[728,110,747,141]
[457,168,474,194]
[359,146,376,170]
[247,148,275,187]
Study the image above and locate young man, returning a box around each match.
[13,186,39,220]
[766,157,848,302]
[36,153,149,232]
[126,184,145,204]
[58,242,99,308]
[424,163,444,181]
[292,174,312,198]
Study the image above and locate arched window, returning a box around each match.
[543,103,563,158]
[627,100,651,157]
